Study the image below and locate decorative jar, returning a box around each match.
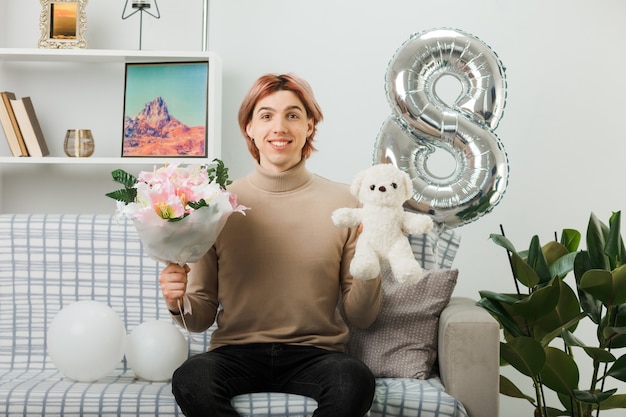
[64,129,94,157]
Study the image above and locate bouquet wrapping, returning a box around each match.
[107,160,248,317]
[131,202,231,266]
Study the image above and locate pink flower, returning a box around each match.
[229,192,248,215]
[123,163,244,222]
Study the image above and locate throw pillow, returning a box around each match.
[346,267,459,379]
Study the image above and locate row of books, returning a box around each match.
[0,91,50,157]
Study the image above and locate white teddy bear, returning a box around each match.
[332,163,433,284]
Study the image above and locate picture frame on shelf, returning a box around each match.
[122,61,210,158]
[38,0,88,49]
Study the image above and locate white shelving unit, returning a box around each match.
[0,48,222,165]
[0,157,218,165]
[0,48,218,63]
[0,48,222,213]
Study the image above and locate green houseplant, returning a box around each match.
[478,211,626,416]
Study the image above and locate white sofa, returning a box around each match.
[0,214,499,417]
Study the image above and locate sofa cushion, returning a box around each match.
[347,268,458,379]
[233,377,466,417]
[0,368,465,417]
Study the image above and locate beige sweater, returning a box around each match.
[176,159,382,352]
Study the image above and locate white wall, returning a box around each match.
[2,1,626,416]
[0,1,5,46]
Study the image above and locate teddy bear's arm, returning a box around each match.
[402,212,434,235]
[331,207,362,228]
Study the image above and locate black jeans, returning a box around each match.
[171,343,375,417]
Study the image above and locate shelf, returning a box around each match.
[0,157,214,165]
[0,48,222,166]
[0,48,215,64]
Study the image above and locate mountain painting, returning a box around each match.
[122,62,209,157]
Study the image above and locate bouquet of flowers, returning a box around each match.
[106,159,248,317]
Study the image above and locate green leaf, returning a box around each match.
[548,252,577,280]
[606,211,625,269]
[487,233,534,290]
[500,337,546,378]
[580,266,626,306]
[606,354,626,382]
[105,169,138,203]
[603,305,626,347]
[539,312,587,347]
[603,326,626,348]
[104,188,137,204]
[572,388,617,405]
[511,278,560,320]
[560,228,581,253]
[561,329,616,363]
[489,233,518,253]
[574,251,603,324]
[511,251,540,288]
[528,236,552,285]
[534,282,582,341]
[586,212,610,270]
[598,393,626,410]
[478,290,521,305]
[499,374,535,402]
[543,241,570,267]
[188,199,209,210]
[110,168,138,188]
[477,296,526,338]
[539,346,579,395]
[206,158,232,189]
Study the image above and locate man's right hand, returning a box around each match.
[158,263,190,313]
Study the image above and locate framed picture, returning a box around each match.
[39,0,88,49]
[122,61,210,158]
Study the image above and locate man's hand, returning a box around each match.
[158,263,190,313]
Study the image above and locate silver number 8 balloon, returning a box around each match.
[374,28,509,230]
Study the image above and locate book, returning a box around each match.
[9,97,49,157]
[0,91,29,156]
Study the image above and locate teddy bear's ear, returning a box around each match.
[350,169,368,197]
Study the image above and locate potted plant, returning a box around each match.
[478,211,626,416]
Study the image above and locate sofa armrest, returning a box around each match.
[438,296,500,417]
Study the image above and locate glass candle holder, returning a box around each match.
[64,129,94,157]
